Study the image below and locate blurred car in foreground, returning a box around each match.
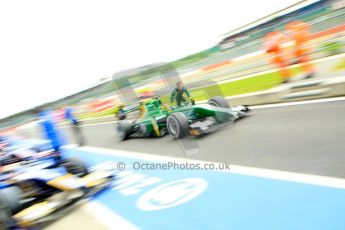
[0,159,117,229]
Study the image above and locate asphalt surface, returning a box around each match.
[56,99,345,178]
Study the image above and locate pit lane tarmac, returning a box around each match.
[66,98,345,178]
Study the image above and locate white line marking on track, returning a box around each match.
[80,121,116,127]
[66,145,345,190]
[250,96,345,110]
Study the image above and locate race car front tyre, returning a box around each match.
[208,96,230,108]
[116,120,132,141]
[62,157,89,177]
[167,112,189,138]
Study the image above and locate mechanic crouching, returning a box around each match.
[170,82,192,106]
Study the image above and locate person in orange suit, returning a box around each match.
[286,20,315,79]
[264,31,292,83]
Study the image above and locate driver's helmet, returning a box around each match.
[152,99,161,108]
[145,98,161,112]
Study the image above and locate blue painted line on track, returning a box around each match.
[63,147,345,230]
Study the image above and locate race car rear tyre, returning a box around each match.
[208,96,230,108]
[0,197,11,230]
[116,120,132,141]
[116,108,126,120]
[0,186,22,229]
[167,112,189,138]
[62,157,89,177]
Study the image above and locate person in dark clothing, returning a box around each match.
[65,106,85,146]
[170,82,191,106]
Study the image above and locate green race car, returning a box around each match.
[115,96,250,140]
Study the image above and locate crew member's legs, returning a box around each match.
[277,61,291,83]
[296,50,315,78]
[272,56,291,83]
[72,122,85,146]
